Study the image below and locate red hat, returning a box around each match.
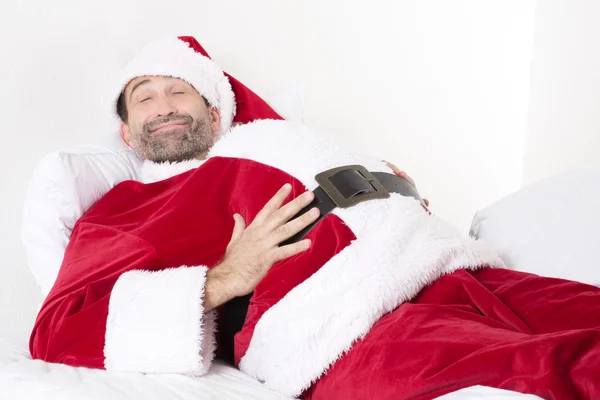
[115,35,282,133]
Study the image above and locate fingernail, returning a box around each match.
[283,183,292,190]
[303,191,314,200]
[303,239,312,249]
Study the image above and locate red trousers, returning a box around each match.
[307,268,600,400]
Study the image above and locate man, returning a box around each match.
[118,72,321,320]
[30,36,600,400]
[114,44,425,332]
[116,37,429,329]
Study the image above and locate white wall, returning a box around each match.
[0,0,537,340]
[524,0,600,185]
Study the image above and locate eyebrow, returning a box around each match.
[128,79,151,101]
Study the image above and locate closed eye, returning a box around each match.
[173,92,185,95]
[140,97,151,103]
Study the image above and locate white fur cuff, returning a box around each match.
[104,266,216,376]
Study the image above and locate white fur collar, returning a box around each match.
[139,159,204,184]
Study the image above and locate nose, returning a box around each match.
[154,93,177,118]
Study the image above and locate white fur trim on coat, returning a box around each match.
[139,159,204,184]
[104,266,216,376]
[133,119,504,395]
[116,36,236,135]
[239,195,503,396]
[207,120,505,396]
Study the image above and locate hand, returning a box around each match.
[383,161,430,207]
[204,184,320,309]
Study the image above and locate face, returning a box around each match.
[120,76,221,163]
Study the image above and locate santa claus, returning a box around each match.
[30,36,600,400]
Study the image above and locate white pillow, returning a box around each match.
[21,88,305,295]
[21,147,143,295]
[470,169,600,286]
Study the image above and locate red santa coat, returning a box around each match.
[30,120,600,399]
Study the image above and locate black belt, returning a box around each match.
[280,165,424,246]
[219,165,424,364]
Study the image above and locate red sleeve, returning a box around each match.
[30,222,216,375]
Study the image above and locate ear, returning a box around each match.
[119,122,134,148]
[209,107,221,134]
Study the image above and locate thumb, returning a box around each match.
[228,213,247,247]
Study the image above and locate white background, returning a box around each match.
[524,0,600,184]
[0,0,598,341]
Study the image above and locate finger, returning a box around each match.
[383,161,415,185]
[392,168,415,187]
[397,170,408,179]
[267,190,315,229]
[271,239,312,263]
[231,213,246,242]
[226,214,246,252]
[383,160,401,175]
[253,183,293,225]
[272,207,320,243]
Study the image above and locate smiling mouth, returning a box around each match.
[151,121,189,133]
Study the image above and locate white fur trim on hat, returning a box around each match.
[116,36,236,135]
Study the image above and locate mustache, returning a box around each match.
[144,115,193,133]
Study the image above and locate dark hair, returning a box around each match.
[116,91,211,124]
[116,92,128,123]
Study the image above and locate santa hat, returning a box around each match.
[115,35,282,134]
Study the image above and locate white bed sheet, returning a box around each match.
[0,337,541,400]
[0,337,290,400]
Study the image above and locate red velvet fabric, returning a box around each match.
[178,36,283,124]
[30,157,353,368]
[305,268,600,400]
[30,155,600,399]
